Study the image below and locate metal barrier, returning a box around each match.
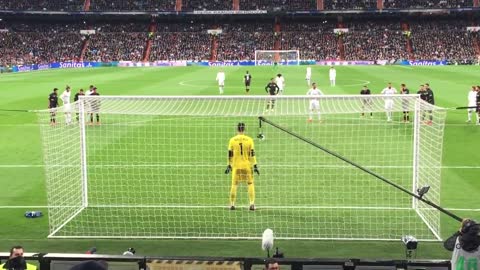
[0,253,451,270]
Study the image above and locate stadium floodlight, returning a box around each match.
[36,95,446,240]
[254,50,300,66]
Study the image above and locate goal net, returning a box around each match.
[255,50,300,66]
[37,95,445,240]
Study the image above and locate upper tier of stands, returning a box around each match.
[0,0,475,11]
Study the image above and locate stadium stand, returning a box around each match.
[383,0,473,9]
[216,23,274,61]
[239,0,317,11]
[183,0,232,11]
[280,22,339,60]
[0,0,83,11]
[89,0,175,11]
[0,17,478,65]
[0,23,82,66]
[324,0,377,10]
[149,23,212,61]
[84,23,147,62]
[410,20,477,63]
[343,20,409,61]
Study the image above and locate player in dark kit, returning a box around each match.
[74,89,84,121]
[244,71,252,94]
[48,88,59,125]
[89,87,101,125]
[400,83,410,123]
[265,78,280,112]
[360,85,372,117]
[424,83,435,124]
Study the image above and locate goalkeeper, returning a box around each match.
[225,122,260,211]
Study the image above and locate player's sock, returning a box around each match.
[229,185,237,206]
[247,183,255,206]
[219,87,223,94]
[468,111,472,122]
[318,112,321,121]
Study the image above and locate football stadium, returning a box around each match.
[1,0,480,269]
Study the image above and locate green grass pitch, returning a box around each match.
[0,65,479,258]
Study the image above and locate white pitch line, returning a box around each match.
[1,205,480,211]
[1,164,479,169]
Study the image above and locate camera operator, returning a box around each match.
[0,246,36,270]
[444,219,480,269]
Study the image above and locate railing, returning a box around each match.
[0,253,451,270]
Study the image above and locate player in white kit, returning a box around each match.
[61,85,72,124]
[381,83,397,122]
[467,86,478,123]
[306,66,312,86]
[329,66,336,87]
[216,70,225,94]
[275,74,285,95]
[306,83,324,122]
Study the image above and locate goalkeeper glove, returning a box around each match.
[253,165,260,175]
[225,165,232,174]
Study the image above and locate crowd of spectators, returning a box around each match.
[216,23,274,61]
[0,0,476,11]
[240,0,317,11]
[383,0,473,9]
[84,23,148,62]
[89,0,175,11]
[343,21,409,61]
[324,0,377,10]
[1,19,479,66]
[0,23,82,66]
[280,22,339,60]
[183,0,232,11]
[149,23,212,61]
[0,0,82,11]
[410,20,477,62]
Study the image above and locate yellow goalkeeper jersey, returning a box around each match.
[228,134,257,169]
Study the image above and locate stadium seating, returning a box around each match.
[343,21,409,61]
[324,0,377,10]
[239,0,317,11]
[0,0,83,11]
[410,20,477,63]
[89,0,175,11]
[383,0,473,9]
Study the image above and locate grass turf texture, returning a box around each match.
[0,65,479,258]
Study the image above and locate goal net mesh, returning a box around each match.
[37,95,445,240]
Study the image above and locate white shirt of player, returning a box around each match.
[61,90,71,105]
[307,87,324,110]
[216,71,225,86]
[329,68,336,79]
[381,86,397,109]
[275,76,285,90]
[306,67,312,79]
[468,89,477,106]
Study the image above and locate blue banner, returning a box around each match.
[399,60,447,66]
[187,60,316,67]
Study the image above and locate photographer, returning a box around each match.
[444,219,480,269]
[0,246,36,270]
[265,258,280,270]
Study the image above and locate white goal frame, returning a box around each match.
[37,95,446,240]
[254,50,300,66]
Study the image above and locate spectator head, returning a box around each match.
[70,260,108,270]
[7,246,27,270]
[9,246,24,259]
[265,258,279,270]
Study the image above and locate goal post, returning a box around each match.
[254,50,300,66]
[37,95,446,240]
